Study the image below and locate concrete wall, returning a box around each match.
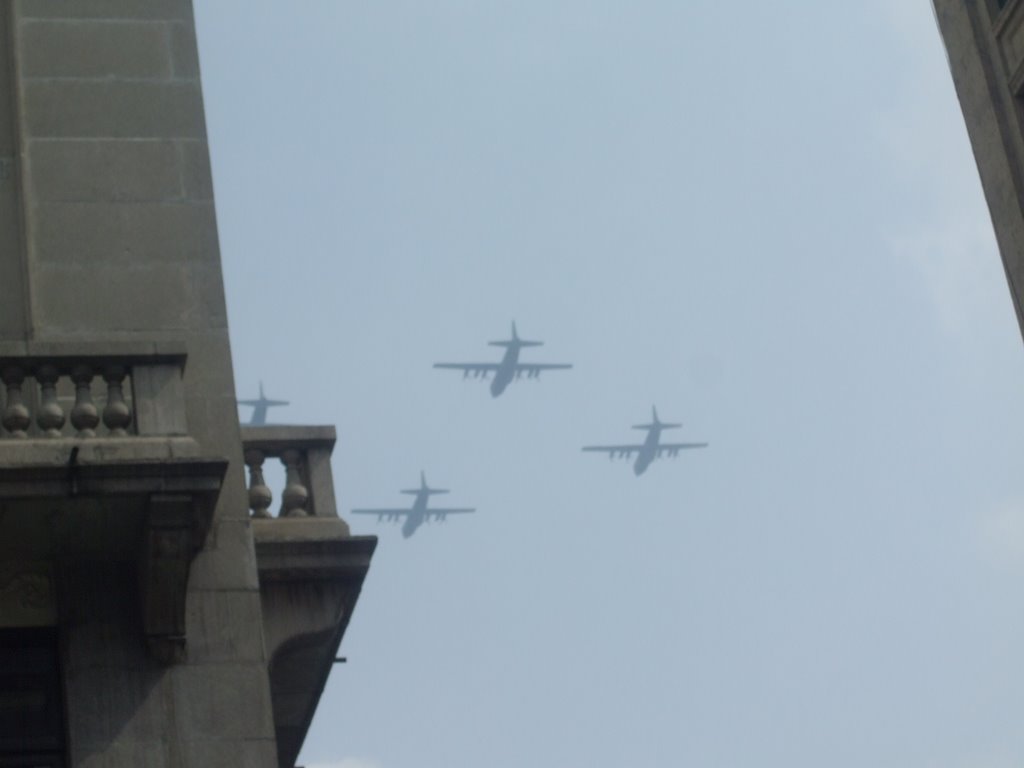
[933,0,1024,343]
[0,7,27,338]
[1,1,278,764]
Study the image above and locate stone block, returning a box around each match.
[188,519,260,591]
[179,139,214,199]
[170,662,275,740]
[180,331,238,399]
[75,742,171,768]
[31,262,191,333]
[66,664,168,746]
[64,612,139,674]
[23,80,205,138]
[178,738,278,768]
[187,261,229,329]
[20,20,172,79]
[0,181,28,339]
[0,560,55,627]
[185,589,267,664]
[28,140,181,202]
[182,392,245,458]
[169,21,200,79]
[15,0,188,20]
[32,201,220,265]
[133,364,188,436]
[306,446,339,519]
[0,17,15,151]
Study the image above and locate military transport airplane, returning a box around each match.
[351,472,476,538]
[582,406,708,476]
[434,322,572,397]
[238,382,289,425]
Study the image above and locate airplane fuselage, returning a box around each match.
[402,493,429,538]
[633,427,662,476]
[490,346,520,397]
[249,405,269,426]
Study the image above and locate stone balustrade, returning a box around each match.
[0,341,187,440]
[242,425,338,519]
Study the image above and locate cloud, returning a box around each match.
[305,760,382,768]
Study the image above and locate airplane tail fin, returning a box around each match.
[489,321,543,348]
[632,405,681,431]
[401,471,449,495]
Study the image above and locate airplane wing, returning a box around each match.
[581,444,644,458]
[657,442,709,457]
[514,363,572,379]
[434,363,501,379]
[351,508,412,520]
[425,508,475,521]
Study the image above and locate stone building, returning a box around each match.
[933,0,1024,340]
[0,2,374,766]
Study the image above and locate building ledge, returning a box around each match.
[254,520,376,768]
[0,437,227,664]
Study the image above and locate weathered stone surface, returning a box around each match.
[189,519,260,591]
[169,21,200,79]
[180,139,215,199]
[256,529,376,768]
[23,80,205,138]
[0,10,27,340]
[171,663,276,739]
[0,0,371,764]
[133,364,189,435]
[188,262,229,328]
[177,738,279,768]
[31,202,217,265]
[185,589,267,663]
[0,561,55,627]
[181,333,239,395]
[933,1,1024,339]
[28,140,181,202]
[67,665,169,745]
[15,0,188,21]
[20,20,172,79]
[0,436,202,468]
[32,263,192,332]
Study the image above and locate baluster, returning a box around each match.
[244,449,273,519]
[1,366,30,438]
[102,366,131,436]
[70,366,99,438]
[280,449,310,517]
[35,365,65,438]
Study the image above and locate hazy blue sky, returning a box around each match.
[194,3,1024,767]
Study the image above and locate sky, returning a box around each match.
[193,3,1024,767]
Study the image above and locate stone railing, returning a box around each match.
[0,341,228,665]
[242,425,338,519]
[0,341,187,439]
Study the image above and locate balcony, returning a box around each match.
[242,425,376,768]
[0,342,375,762]
[0,340,227,663]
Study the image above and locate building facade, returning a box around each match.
[0,2,373,766]
[934,0,1024,340]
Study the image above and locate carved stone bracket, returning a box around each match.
[0,442,226,664]
[253,520,376,768]
[141,493,211,664]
